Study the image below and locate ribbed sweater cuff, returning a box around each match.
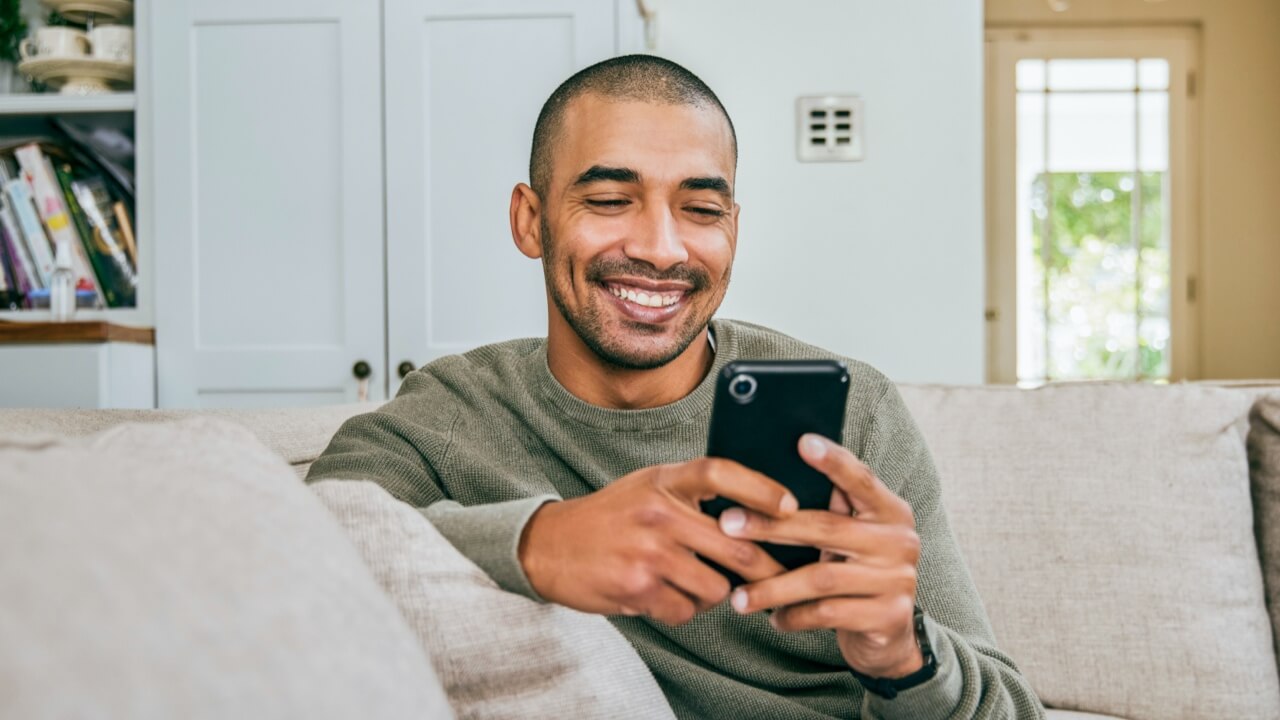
[420,495,560,601]
[861,616,964,720]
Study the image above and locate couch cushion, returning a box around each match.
[0,419,452,720]
[1249,393,1280,663]
[899,383,1280,720]
[311,479,675,720]
[0,403,376,476]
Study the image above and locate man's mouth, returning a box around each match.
[598,280,691,320]
[603,281,685,308]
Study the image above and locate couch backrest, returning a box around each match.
[898,382,1280,720]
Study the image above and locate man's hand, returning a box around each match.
[519,458,795,625]
[718,434,924,678]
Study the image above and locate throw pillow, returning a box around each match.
[1248,393,1280,662]
[0,418,451,720]
[311,479,676,720]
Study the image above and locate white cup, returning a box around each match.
[89,25,133,64]
[19,27,90,60]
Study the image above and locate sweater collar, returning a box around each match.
[530,318,738,432]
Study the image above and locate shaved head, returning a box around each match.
[529,54,737,198]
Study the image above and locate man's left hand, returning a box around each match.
[718,434,924,678]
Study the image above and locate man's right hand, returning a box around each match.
[518,458,797,625]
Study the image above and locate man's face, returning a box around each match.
[537,95,739,370]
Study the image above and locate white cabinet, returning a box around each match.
[153,0,387,408]
[154,0,636,408]
[384,0,617,396]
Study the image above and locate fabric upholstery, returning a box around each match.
[898,383,1280,720]
[1248,393,1280,662]
[0,419,452,720]
[0,403,376,476]
[311,479,676,720]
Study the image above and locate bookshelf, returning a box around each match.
[0,0,150,330]
[0,92,136,115]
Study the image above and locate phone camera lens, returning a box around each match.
[728,374,757,403]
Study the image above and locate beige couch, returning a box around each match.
[1,382,1278,719]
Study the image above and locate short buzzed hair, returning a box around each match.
[528,54,737,198]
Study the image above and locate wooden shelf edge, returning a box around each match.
[0,320,154,346]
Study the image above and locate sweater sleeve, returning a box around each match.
[305,397,557,600]
[857,382,1046,720]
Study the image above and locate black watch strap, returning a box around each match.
[848,605,939,700]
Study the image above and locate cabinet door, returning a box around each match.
[153,0,385,408]
[384,0,616,394]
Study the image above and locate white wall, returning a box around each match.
[654,0,986,384]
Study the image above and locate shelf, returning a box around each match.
[0,319,153,346]
[0,92,136,116]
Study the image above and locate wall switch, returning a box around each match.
[797,95,864,162]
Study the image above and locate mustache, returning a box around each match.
[584,257,711,290]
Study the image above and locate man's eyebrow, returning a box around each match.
[573,165,641,186]
[679,176,733,200]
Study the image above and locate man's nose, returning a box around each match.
[623,204,689,272]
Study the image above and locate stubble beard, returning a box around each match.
[540,218,724,371]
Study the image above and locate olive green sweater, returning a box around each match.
[307,319,1045,719]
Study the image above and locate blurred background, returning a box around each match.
[0,0,1275,408]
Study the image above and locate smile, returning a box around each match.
[604,282,684,308]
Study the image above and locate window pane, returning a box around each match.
[1017,59,1046,91]
[1139,92,1169,172]
[1138,58,1169,90]
[1043,171,1137,380]
[1048,58,1136,91]
[1139,171,1171,378]
[1048,92,1137,173]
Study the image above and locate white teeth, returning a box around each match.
[608,284,681,308]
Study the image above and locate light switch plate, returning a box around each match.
[796,95,864,162]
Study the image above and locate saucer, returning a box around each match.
[17,55,134,95]
[41,0,133,24]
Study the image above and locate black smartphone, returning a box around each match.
[700,360,850,586]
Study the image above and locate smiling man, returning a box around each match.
[308,55,1044,719]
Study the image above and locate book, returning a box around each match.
[74,177,137,286]
[3,177,56,286]
[13,144,104,307]
[0,195,41,298]
[54,161,135,308]
[112,201,137,268]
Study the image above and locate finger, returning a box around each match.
[798,435,911,523]
[661,549,732,611]
[719,508,920,564]
[665,457,798,518]
[730,562,916,614]
[636,583,700,626]
[770,595,910,634]
[671,510,787,583]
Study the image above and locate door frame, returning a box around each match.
[985,26,1201,383]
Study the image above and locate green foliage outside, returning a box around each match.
[1029,170,1170,381]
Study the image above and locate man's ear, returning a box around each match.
[510,183,543,259]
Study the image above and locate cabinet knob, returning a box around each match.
[398,361,416,379]
[352,360,372,380]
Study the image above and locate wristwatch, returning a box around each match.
[848,605,939,700]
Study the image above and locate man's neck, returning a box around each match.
[546,322,715,410]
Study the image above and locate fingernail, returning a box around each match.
[802,434,828,459]
[720,508,746,534]
[619,606,640,616]
[779,493,798,514]
[730,589,748,613]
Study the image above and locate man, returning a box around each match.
[308,55,1044,719]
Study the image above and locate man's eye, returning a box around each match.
[585,199,631,208]
[687,206,726,218]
